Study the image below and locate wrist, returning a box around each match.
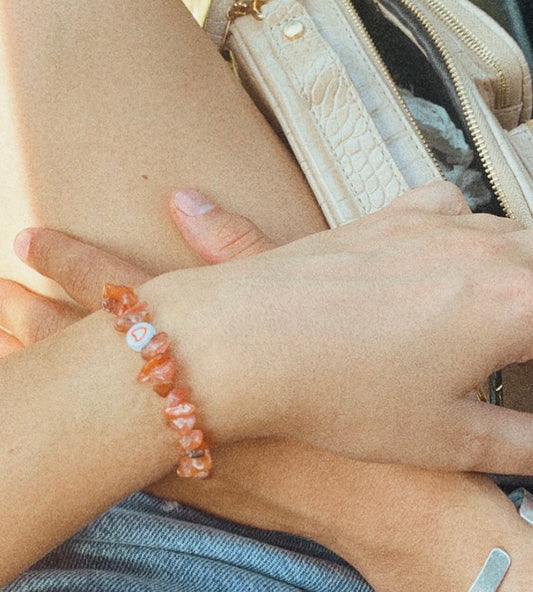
[138,267,296,446]
[323,466,533,592]
[0,309,181,581]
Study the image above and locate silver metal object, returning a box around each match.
[511,487,533,525]
[468,548,511,592]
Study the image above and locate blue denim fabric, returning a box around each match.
[4,493,373,591]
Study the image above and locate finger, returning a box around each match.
[384,181,524,233]
[170,189,277,263]
[447,399,533,475]
[384,181,472,216]
[14,229,151,311]
[0,328,24,357]
[0,279,84,345]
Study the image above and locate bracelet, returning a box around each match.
[468,548,511,592]
[509,487,533,526]
[102,283,212,479]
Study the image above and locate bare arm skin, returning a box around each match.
[3,191,533,591]
[0,0,326,296]
[2,3,533,591]
[0,2,323,579]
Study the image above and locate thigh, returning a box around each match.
[0,0,326,296]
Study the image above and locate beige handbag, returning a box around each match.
[199,0,533,488]
[200,2,533,472]
[204,0,533,228]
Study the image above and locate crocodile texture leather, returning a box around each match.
[207,0,440,227]
[371,0,533,224]
[509,122,533,181]
[205,0,533,226]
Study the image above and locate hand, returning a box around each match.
[137,184,533,474]
[4,181,533,592]
[5,182,533,474]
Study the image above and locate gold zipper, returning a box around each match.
[339,0,442,175]
[221,0,512,214]
[421,0,509,110]
[396,0,511,216]
[224,0,443,176]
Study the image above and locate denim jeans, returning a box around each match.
[4,492,373,591]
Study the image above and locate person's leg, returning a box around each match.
[0,0,326,296]
[3,6,533,592]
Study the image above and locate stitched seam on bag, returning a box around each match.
[306,0,438,184]
[322,0,440,183]
[229,25,346,225]
[265,1,407,214]
[273,2,403,211]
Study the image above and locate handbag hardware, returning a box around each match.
[215,0,533,225]
[218,0,443,227]
[221,0,442,168]
[221,1,270,51]
[377,0,514,218]
[207,0,533,409]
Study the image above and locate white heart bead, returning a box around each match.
[126,322,157,352]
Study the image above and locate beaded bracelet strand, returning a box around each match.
[102,283,212,479]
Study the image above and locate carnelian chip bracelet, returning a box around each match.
[102,283,212,479]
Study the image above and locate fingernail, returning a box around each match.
[14,230,31,261]
[172,190,215,217]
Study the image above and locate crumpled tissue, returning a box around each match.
[401,89,492,211]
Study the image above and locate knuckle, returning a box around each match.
[214,216,265,258]
[437,182,468,213]
[63,253,97,299]
[362,210,429,235]
[25,299,57,343]
[485,253,533,310]
[29,230,60,272]
[438,180,464,200]
[501,269,533,302]
[28,300,82,343]
[454,424,494,472]
[452,229,500,262]
[500,270,533,335]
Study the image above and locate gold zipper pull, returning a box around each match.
[220,0,270,53]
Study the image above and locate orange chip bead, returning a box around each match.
[178,429,204,451]
[153,382,174,398]
[166,402,196,418]
[169,415,196,435]
[141,332,170,360]
[115,301,150,332]
[102,282,212,478]
[102,284,137,315]
[166,387,189,407]
[137,354,176,384]
[177,450,212,479]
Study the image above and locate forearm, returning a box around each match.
[320,465,533,592]
[0,312,171,583]
[0,270,254,584]
[0,0,325,296]
[5,227,533,587]
[165,441,533,592]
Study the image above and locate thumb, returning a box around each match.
[170,189,277,264]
